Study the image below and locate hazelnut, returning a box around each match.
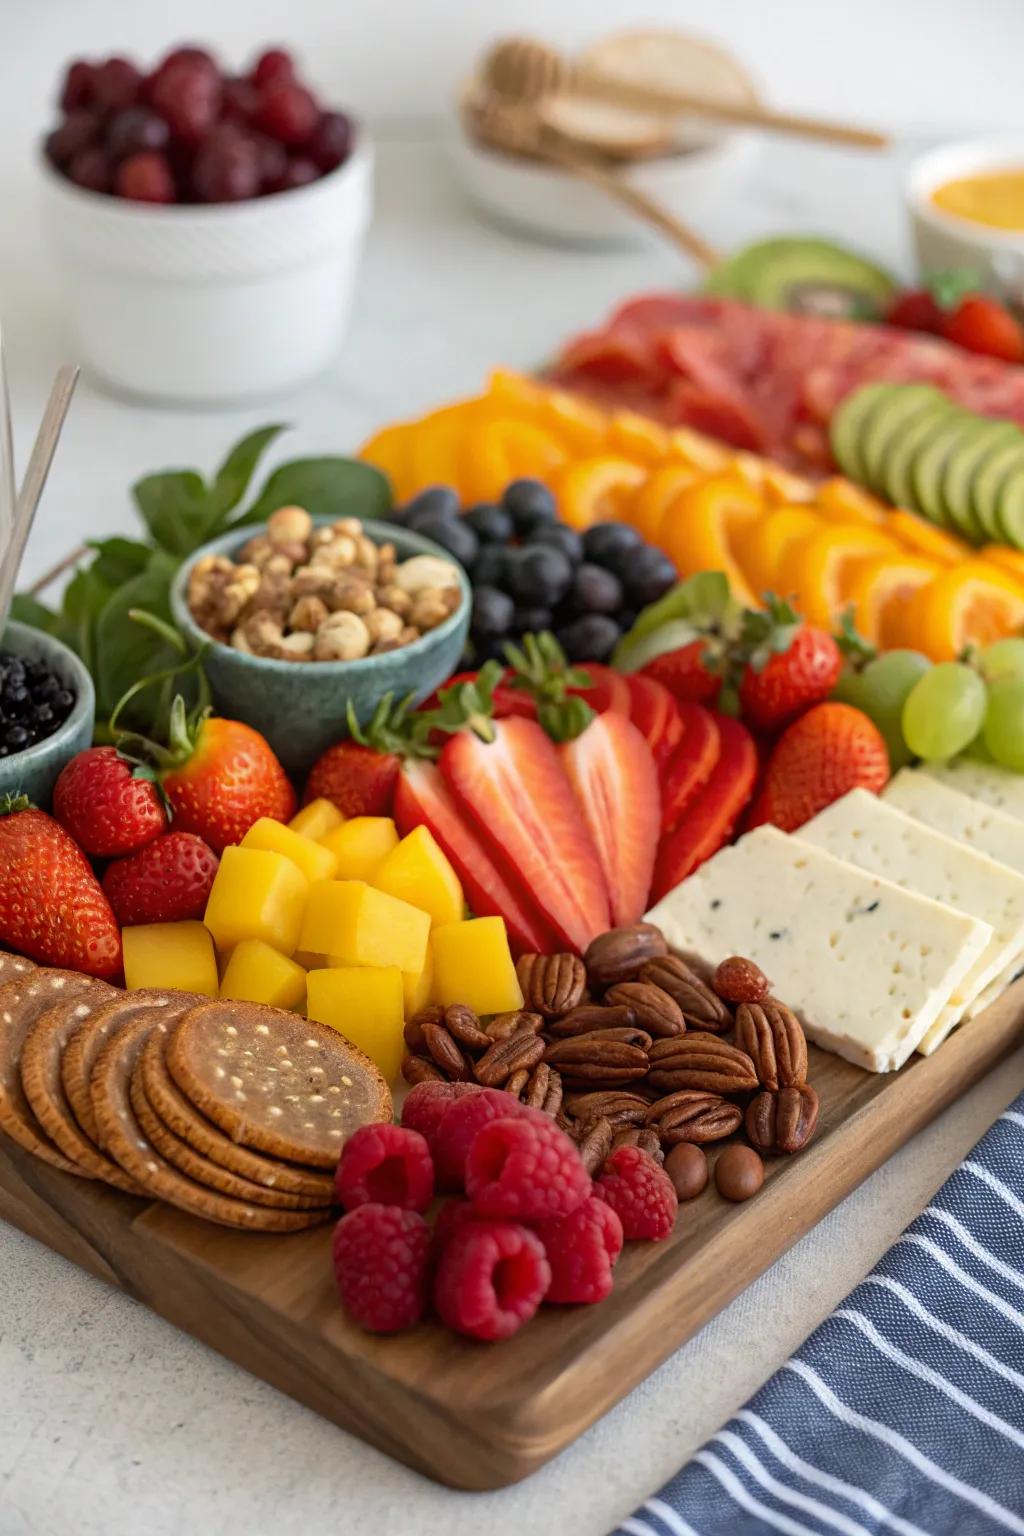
[398,625,421,646]
[393,554,460,595]
[264,552,297,576]
[289,595,330,633]
[376,584,413,619]
[229,626,253,654]
[267,505,313,546]
[310,535,357,569]
[371,637,403,655]
[291,565,336,601]
[237,535,277,569]
[328,573,375,616]
[250,570,292,619]
[410,588,454,630]
[313,611,371,661]
[278,631,316,661]
[242,612,287,655]
[352,534,380,571]
[333,517,363,539]
[364,607,405,644]
[376,543,397,583]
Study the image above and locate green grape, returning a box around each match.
[833,650,930,768]
[979,637,1024,684]
[983,676,1024,770]
[902,662,987,760]
[963,730,994,762]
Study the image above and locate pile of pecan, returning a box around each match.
[401,922,819,1184]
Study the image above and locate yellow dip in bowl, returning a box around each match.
[932,168,1024,231]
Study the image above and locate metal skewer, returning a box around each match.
[0,364,80,633]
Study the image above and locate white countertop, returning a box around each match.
[3,133,1024,1536]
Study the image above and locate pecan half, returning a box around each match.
[564,1089,651,1130]
[605,980,685,1038]
[576,1115,614,1175]
[486,1009,543,1042]
[404,1004,445,1053]
[544,1027,651,1084]
[506,1067,530,1097]
[547,1003,636,1037]
[443,1003,492,1053]
[746,1084,819,1154]
[645,1089,742,1144]
[647,1031,758,1094]
[518,1061,563,1116]
[734,1000,807,1091]
[516,952,587,1017]
[639,956,732,1032]
[474,1029,546,1087]
[584,923,668,988]
[401,1052,444,1086]
[422,1021,472,1081]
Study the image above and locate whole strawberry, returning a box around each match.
[641,640,722,706]
[102,832,218,926]
[304,740,399,818]
[737,599,841,732]
[53,745,168,857]
[747,701,890,833]
[0,797,122,979]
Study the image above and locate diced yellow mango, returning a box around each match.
[123,921,218,997]
[220,939,307,1011]
[402,937,434,1019]
[289,798,345,841]
[299,879,429,975]
[321,817,399,880]
[203,846,309,957]
[432,917,523,1016]
[307,966,405,1080]
[373,825,464,928]
[241,816,339,883]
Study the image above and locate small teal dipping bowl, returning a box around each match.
[170,520,471,778]
[0,620,95,807]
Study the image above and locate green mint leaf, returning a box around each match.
[87,537,153,586]
[132,470,212,557]
[92,551,187,730]
[8,593,61,634]
[613,617,700,672]
[207,424,287,526]
[238,457,392,526]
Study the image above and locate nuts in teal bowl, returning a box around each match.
[0,621,95,807]
[170,519,471,777]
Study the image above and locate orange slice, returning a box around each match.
[668,427,732,474]
[777,525,900,627]
[459,418,568,504]
[983,545,1024,583]
[539,388,609,456]
[844,555,942,647]
[885,509,967,566]
[659,475,765,605]
[608,410,672,464]
[629,464,701,542]
[406,402,483,498]
[555,455,650,530]
[730,504,823,604]
[905,560,1024,660]
[358,421,414,498]
[763,465,815,507]
[486,368,546,418]
[815,477,889,527]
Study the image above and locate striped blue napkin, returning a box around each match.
[613,1094,1024,1536]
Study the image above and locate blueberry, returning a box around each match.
[621,546,678,608]
[571,562,623,616]
[52,689,75,718]
[501,477,557,536]
[471,585,515,640]
[402,485,461,528]
[472,545,507,589]
[464,501,514,545]
[503,544,573,606]
[558,615,621,663]
[412,511,480,572]
[582,522,643,568]
[5,686,30,717]
[3,723,30,752]
[512,605,553,635]
[529,523,583,566]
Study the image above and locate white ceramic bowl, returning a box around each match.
[40,133,373,405]
[449,124,757,249]
[907,137,1024,303]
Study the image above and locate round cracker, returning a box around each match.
[0,952,36,986]
[0,969,111,1171]
[165,1001,391,1170]
[62,990,191,1145]
[90,1014,332,1232]
[129,1069,327,1210]
[140,1029,334,1202]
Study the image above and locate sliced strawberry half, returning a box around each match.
[560,711,660,928]
[650,715,758,904]
[419,673,537,720]
[440,717,611,953]
[394,760,553,955]
[569,662,632,718]
[641,641,723,707]
[624,673,684,769]
[661,704,721,834]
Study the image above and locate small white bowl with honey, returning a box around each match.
[908,138,1024,301]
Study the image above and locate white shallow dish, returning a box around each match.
[907,136,1024,303]
[40,133,373,406]
[449,124,758,250]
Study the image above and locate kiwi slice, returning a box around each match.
[973,435,1024,539]
[910,412,973,527]
[861,385,947,494]
[943,419,1020,543]
[877,396,956,509]
[830,382,899,485]
[997,466,1024,548]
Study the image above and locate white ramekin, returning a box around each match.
[907,137,1024,304]
[39,133,373,405]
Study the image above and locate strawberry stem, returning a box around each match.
[503,632,596,743]
[0,793,32,818]
[347,692,440,760]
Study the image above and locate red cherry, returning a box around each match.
[67,145,113,193]
[45,109,100,167]
[222,76,261,122]
[251,49,295,89]
[252,132,288,191]
[306,111,353,172]
[192,127,260,202]
[256,82,318,145]
[91,57,143,113]
[155,45,218,76]
[151,59,222,147]
[106,106,170,160]
[116,150,176,203]
[276,155,319,192]
[60,60,95,112]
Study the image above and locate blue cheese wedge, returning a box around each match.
[923,760,1024,822]
[884,769,1024,877]
[796,788,1024,1054]
[645,825,992,1073]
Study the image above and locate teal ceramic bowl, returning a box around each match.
[170,520,471,778]
[0,620,95,807]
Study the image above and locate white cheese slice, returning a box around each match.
[922,759,1024,822]
[796,788,1024,1054]
[884,769,1024,877]
[645,825,992,1073]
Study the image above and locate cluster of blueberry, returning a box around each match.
[391,479,677,663]
[0,653,76,758]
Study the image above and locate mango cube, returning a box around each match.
[432,917,523,1016]
[220,939,307,1011]
[241,816,338,883]
[123,921,218,997]
[203,846,309,957]
[307,966,405,1080]
[299,880,429,975]
[373,825,464,928]
[321,817,399,881]
[402,937,434,1019]
[289,798,344,842]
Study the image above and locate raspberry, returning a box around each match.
[433,1088,536,1192]
[466,1116,591,1222]
[400,1080,481,1157]
[713,955,769,1004]
[595,1145,678,1241]
[332,1205,431,1333]
[334,1124,434,1213]
[433,1197,478,1247]
[535,1196,624,1304]
[434,1220,550,1340]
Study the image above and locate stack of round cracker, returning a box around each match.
[0,952,392,1232]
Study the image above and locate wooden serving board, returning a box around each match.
[2,986,1022,1490]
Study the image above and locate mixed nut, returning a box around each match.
[187,506,463,661]
[401,921,820,1202]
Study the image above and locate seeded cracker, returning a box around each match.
[61,992,193,1146]
[0,952,36,986]
[0,969,108,1170]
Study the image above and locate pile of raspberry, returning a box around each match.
[331,1082,680,1340]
